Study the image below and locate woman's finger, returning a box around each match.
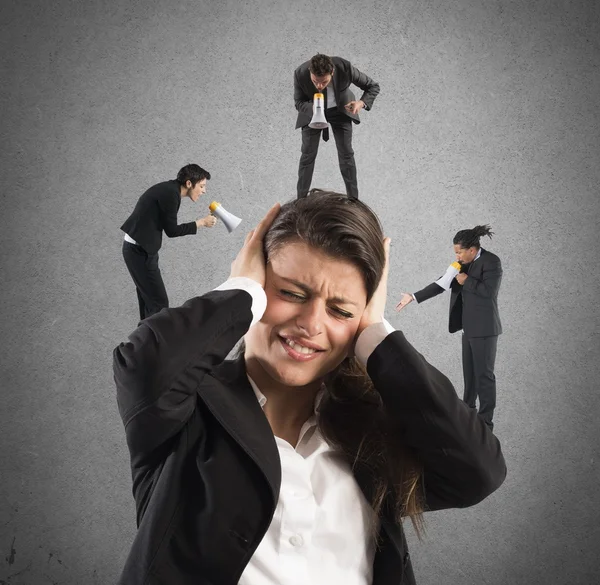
[244,229,255,245]
[382,237,391,277]
[252,203,281,241]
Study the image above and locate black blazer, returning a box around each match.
[121,180,197,255]
[294,56,380,129]
[113,289,506,585]
[414,248,503,338]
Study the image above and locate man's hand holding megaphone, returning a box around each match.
[196,215,217,229]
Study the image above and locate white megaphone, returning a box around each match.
[308,93,328,129]
[435,261,462,291]
[209,201,242,233]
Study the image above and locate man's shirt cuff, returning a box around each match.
[214,277,267,328]
[355,318,396,366]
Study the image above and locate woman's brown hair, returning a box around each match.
[248,190,424,537]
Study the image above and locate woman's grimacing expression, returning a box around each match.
[244,240,368,389]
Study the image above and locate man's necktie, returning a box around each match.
[322,87,329,141]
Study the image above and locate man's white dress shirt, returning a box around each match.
[326,85,337,109]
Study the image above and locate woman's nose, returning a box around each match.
[295,301,324,337]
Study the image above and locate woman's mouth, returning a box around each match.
[279,336,324,362]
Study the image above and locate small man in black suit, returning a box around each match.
[120,164,217,321]
[294,53,380,199]
[396,225,503,429]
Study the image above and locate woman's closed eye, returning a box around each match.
[280,290,353,319]
[331,307,354,319]
[280,289,305,301]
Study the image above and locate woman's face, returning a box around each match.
[244,241,368,389]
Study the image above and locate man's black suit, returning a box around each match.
[294,56,380,199]
[414,248,503,426]
[120,180,197,320]
[113,287,506,584]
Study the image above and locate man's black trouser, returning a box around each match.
[462,333,498,428]
[122,240,168,322]
[297,107,358,199]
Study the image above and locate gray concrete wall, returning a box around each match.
[1,0,598,583]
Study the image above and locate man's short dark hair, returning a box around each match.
[309,54,334,77]
[176,164,211,186]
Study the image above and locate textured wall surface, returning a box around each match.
[1,0,599,583]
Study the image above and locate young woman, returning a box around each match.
[113,191,506,585]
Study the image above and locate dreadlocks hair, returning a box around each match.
[453,224,494,249]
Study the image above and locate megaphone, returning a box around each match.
[209,201,242,233]
[435,261,462,291]
[309,93,328,129]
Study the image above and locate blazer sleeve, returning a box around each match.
[113,289,254,461]
[413,282,445,303]
[462,257,502,299]
[294,68,313,116]
[348,63,380,110]
[159,192,197,238]
[366,331,507,510]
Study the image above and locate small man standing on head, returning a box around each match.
[294,53,380,200]
[395,225,503,430]
[120,164,217,321]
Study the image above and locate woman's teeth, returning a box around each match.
[285,338,318,354]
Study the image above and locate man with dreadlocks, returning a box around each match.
[395,225,503,430]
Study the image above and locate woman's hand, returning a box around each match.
[229,203,281,287]
[356,237,391,338]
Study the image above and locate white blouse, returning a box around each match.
[238,379,378,585]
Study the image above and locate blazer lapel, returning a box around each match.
[198,356,282,503]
